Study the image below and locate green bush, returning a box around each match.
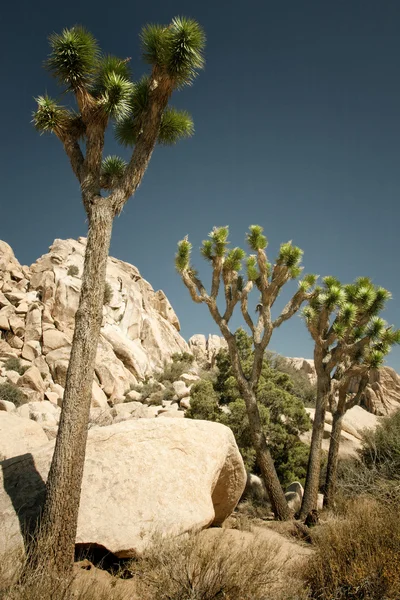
[67,264,79,277]
[156,353,194,384]
[103,282,113,305]
[186,330,311,486]
[3,357,29,376]
[147,391,164,406]
[266,352,317,407]
[186,380,221,421]
[131,381,162,402]
[0,383,26,407]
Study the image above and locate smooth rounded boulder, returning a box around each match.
[0,412,48,461]
[0,418,246,558]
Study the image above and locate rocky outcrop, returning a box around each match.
[188,334,227,367]
[302,406,380,459]
[285,357,400,416]
[0,238,188,410]
[0,419,246,558]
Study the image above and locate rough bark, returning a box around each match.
[39,199,114,571]
[300,376,330,519]
[226,337,290,520]
[240,384,291,520]
[324,409,344,508]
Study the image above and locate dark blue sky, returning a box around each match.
[1,0,399,371]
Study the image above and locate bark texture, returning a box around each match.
[39,200,114,571]
[229,344,290,520]
[324,410,344,508]
[299,376,330,519]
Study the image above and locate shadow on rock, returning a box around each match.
[1,453,46,550]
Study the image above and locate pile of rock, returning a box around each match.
[0,238,193,438]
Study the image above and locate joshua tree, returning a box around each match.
[299,276,399,517]
[176,225,317,519]
[33,20,205,571]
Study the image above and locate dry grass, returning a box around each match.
[302,497,400,599]
[130,528,307,600]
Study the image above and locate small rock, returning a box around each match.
[0,400,16,413]
[179,372,200,386]
[180,397,191,410]
[18,366,45,393]
[22,340,41,361]
[5,370,20,385]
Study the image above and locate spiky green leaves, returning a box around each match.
[299,273,319,292]
[33,96,69,134]
[277,241,303,277]
[246,256,259,282]
[224,248,246,273]
[115,76,194,147]
[141,17,205,87]
[175,236,192,273]
[47,26,100,88]
[246,225,267,251]
[101,156,127,189]
[159,108,194,144]
[96,73,134,120]
[200,227,230,261]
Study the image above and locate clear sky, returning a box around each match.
[1,0,399,371]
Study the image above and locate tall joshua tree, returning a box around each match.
[176,225,317,520]
[33,19,205,571]
[299,276,399,517]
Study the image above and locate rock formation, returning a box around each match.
[284,356,400,415]
[0,238,188,410]
[0,418,246,558]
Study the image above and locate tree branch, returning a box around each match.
[110,68,174,215]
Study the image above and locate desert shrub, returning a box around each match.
[3,357,29,376]
[103,282,113,305]
[266,352,317,407]
[0,544,124,600]
[156,353,194,384]
[0,383,26,407]
[303,498,400,599]
[132,529,300,600]
[131,381,162,402]
[186,330,311,485]
[67,264,79,277]
[335,411,400,505]
[186,380,221,421]
[162,385,175,402]
[147,390,164,406]
[171,351,194,365]
[360,409,400,480]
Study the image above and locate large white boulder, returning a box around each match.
[0,412,48,461]
[0,419,246,558]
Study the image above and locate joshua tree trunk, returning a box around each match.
[236,380,290,520]
[39,199,114,571]
[324,409,344,508]
[300,376,330,519]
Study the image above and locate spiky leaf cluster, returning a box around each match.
[246,225,267,251]
[33,96,69,134]
[47,26,100,88]
[141,17,206,87]
[175,237,192,273]
[200,226,230,262]
[101,156,127,189]
[224,248,246,272]
[158,108,194,144]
